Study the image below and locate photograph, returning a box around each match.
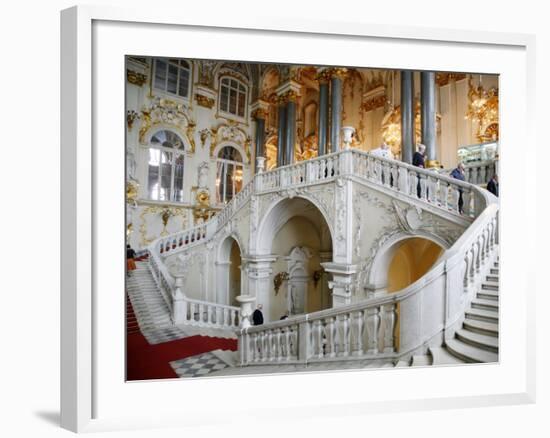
[125,56,500,380]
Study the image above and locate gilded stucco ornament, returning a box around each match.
[127,69,147,87]
[138,97,194,147]
[195,94,215,109]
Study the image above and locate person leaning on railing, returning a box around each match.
[450,162,466,213]
[487,174,499,197]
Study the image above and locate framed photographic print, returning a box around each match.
[61,5,536,433]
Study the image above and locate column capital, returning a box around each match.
[326,67,349,81]
[250,99,270,120]
[315,68,332,84]
[276,80,302,104]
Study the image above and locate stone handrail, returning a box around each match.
[148,243,240,326]
[236,200,499,366]
[438,160,497,186]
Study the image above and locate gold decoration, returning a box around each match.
[361,95,386,112]
[436,72,467,87]
[187,121,196,153]
[138,97,193,145]
[126,180,139,204]
[251,108,268,119]
[326,67,348,80]
[465,77,499,142]
[277,90,300,105]
[126,110,139,130]
[315,69,332,84]
[195,94,215,109]
[313,269,323,288]
[139,205,189,247]
[127,69,147,86]
[273,272,289,295]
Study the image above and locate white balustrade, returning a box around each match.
[237,203,499,367]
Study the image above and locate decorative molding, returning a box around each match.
[127,69,147,87]
[361,94,386,112]
[194,94,215,108]
[436,72,467,87]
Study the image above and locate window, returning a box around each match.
[147,130,185,202]
[219,77,247,118]
[216,146,244,204]
[153,58,190,98]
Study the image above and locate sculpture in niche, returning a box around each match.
[285,247,311,315]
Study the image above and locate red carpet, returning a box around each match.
[126,294,237,381]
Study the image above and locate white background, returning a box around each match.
[0,0,547,437]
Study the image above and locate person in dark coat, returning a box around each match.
[487,174,499,197]
[252,304,264,325]
[413,144,426,198]
[126,244,137,276]
[450,162,466,213]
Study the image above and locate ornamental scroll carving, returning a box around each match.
[139,97,196,152]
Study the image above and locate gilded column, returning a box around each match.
[276,80,302,166]
[421,71,438,168]
[329,68,347,152]
[285,93,298,165]
[277,104,287,167]
[400,70,415,164]
[317,70,330,156]
[251,100,269,172]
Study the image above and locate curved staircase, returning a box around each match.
[129,149,499,376]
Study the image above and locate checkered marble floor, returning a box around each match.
[170,352,230,378]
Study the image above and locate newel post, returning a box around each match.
[168,256,194,324]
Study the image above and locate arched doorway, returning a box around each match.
[255,197,333,321]
[217,236,242,306]
[370,236,445,351]
[386,238,445,293]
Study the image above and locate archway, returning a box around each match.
[255,197,333,321]
[370,235,446,351]
[217,235,242,306]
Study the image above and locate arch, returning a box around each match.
[211,141,249,165]
[216,234,244,306]
[255,195,335,256]
[367,231,449,290]
[145,126,193,152]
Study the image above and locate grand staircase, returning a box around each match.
[129,149,499,376]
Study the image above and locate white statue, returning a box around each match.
[198,162,209,188]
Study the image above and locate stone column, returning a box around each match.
[276,104,287,167]
[276,80,301,166]
[245,255,277,322]
[320,262,357,307]
[421,71,438,168]
[285,98,297,165]
[400,70,415,164]
[251,100,269,172]
[329,68,347,152]
[317,70,330,156]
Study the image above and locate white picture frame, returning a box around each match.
[60,5,536,433]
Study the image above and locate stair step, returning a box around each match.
[465,307,499,323]
[411,355,433,367]
[486,275,499,282]
[463,319,499,337]
[471,298,499,311]
[455,329,499,353]
[481,281,499,291]
[490,268,499,275]
[394,360,410,367]
[445,339,499,363]
[477,289,499,300]
[429,347,465,365]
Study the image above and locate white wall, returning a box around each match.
[2,1,547,437]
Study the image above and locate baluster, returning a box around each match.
[419,174,427,200]
[264,330,272,362]
[273,329,281,361]
[198,304,204,324]
[290,325,298,359]
[336,314,350,357]
[207,305,213,325]
[215,307,222,327]
[383,304,397,353]
[327,158,334,178]
[450,184,460,213]
[390,165,398,190]
[427,176,436,203]
[350,310,364,356]
[282,328,290,360]
[324,317,336,358]
[311,319,323,358]
[189,302,196,323]
[365,307,381,355]
[480,166,487,185]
